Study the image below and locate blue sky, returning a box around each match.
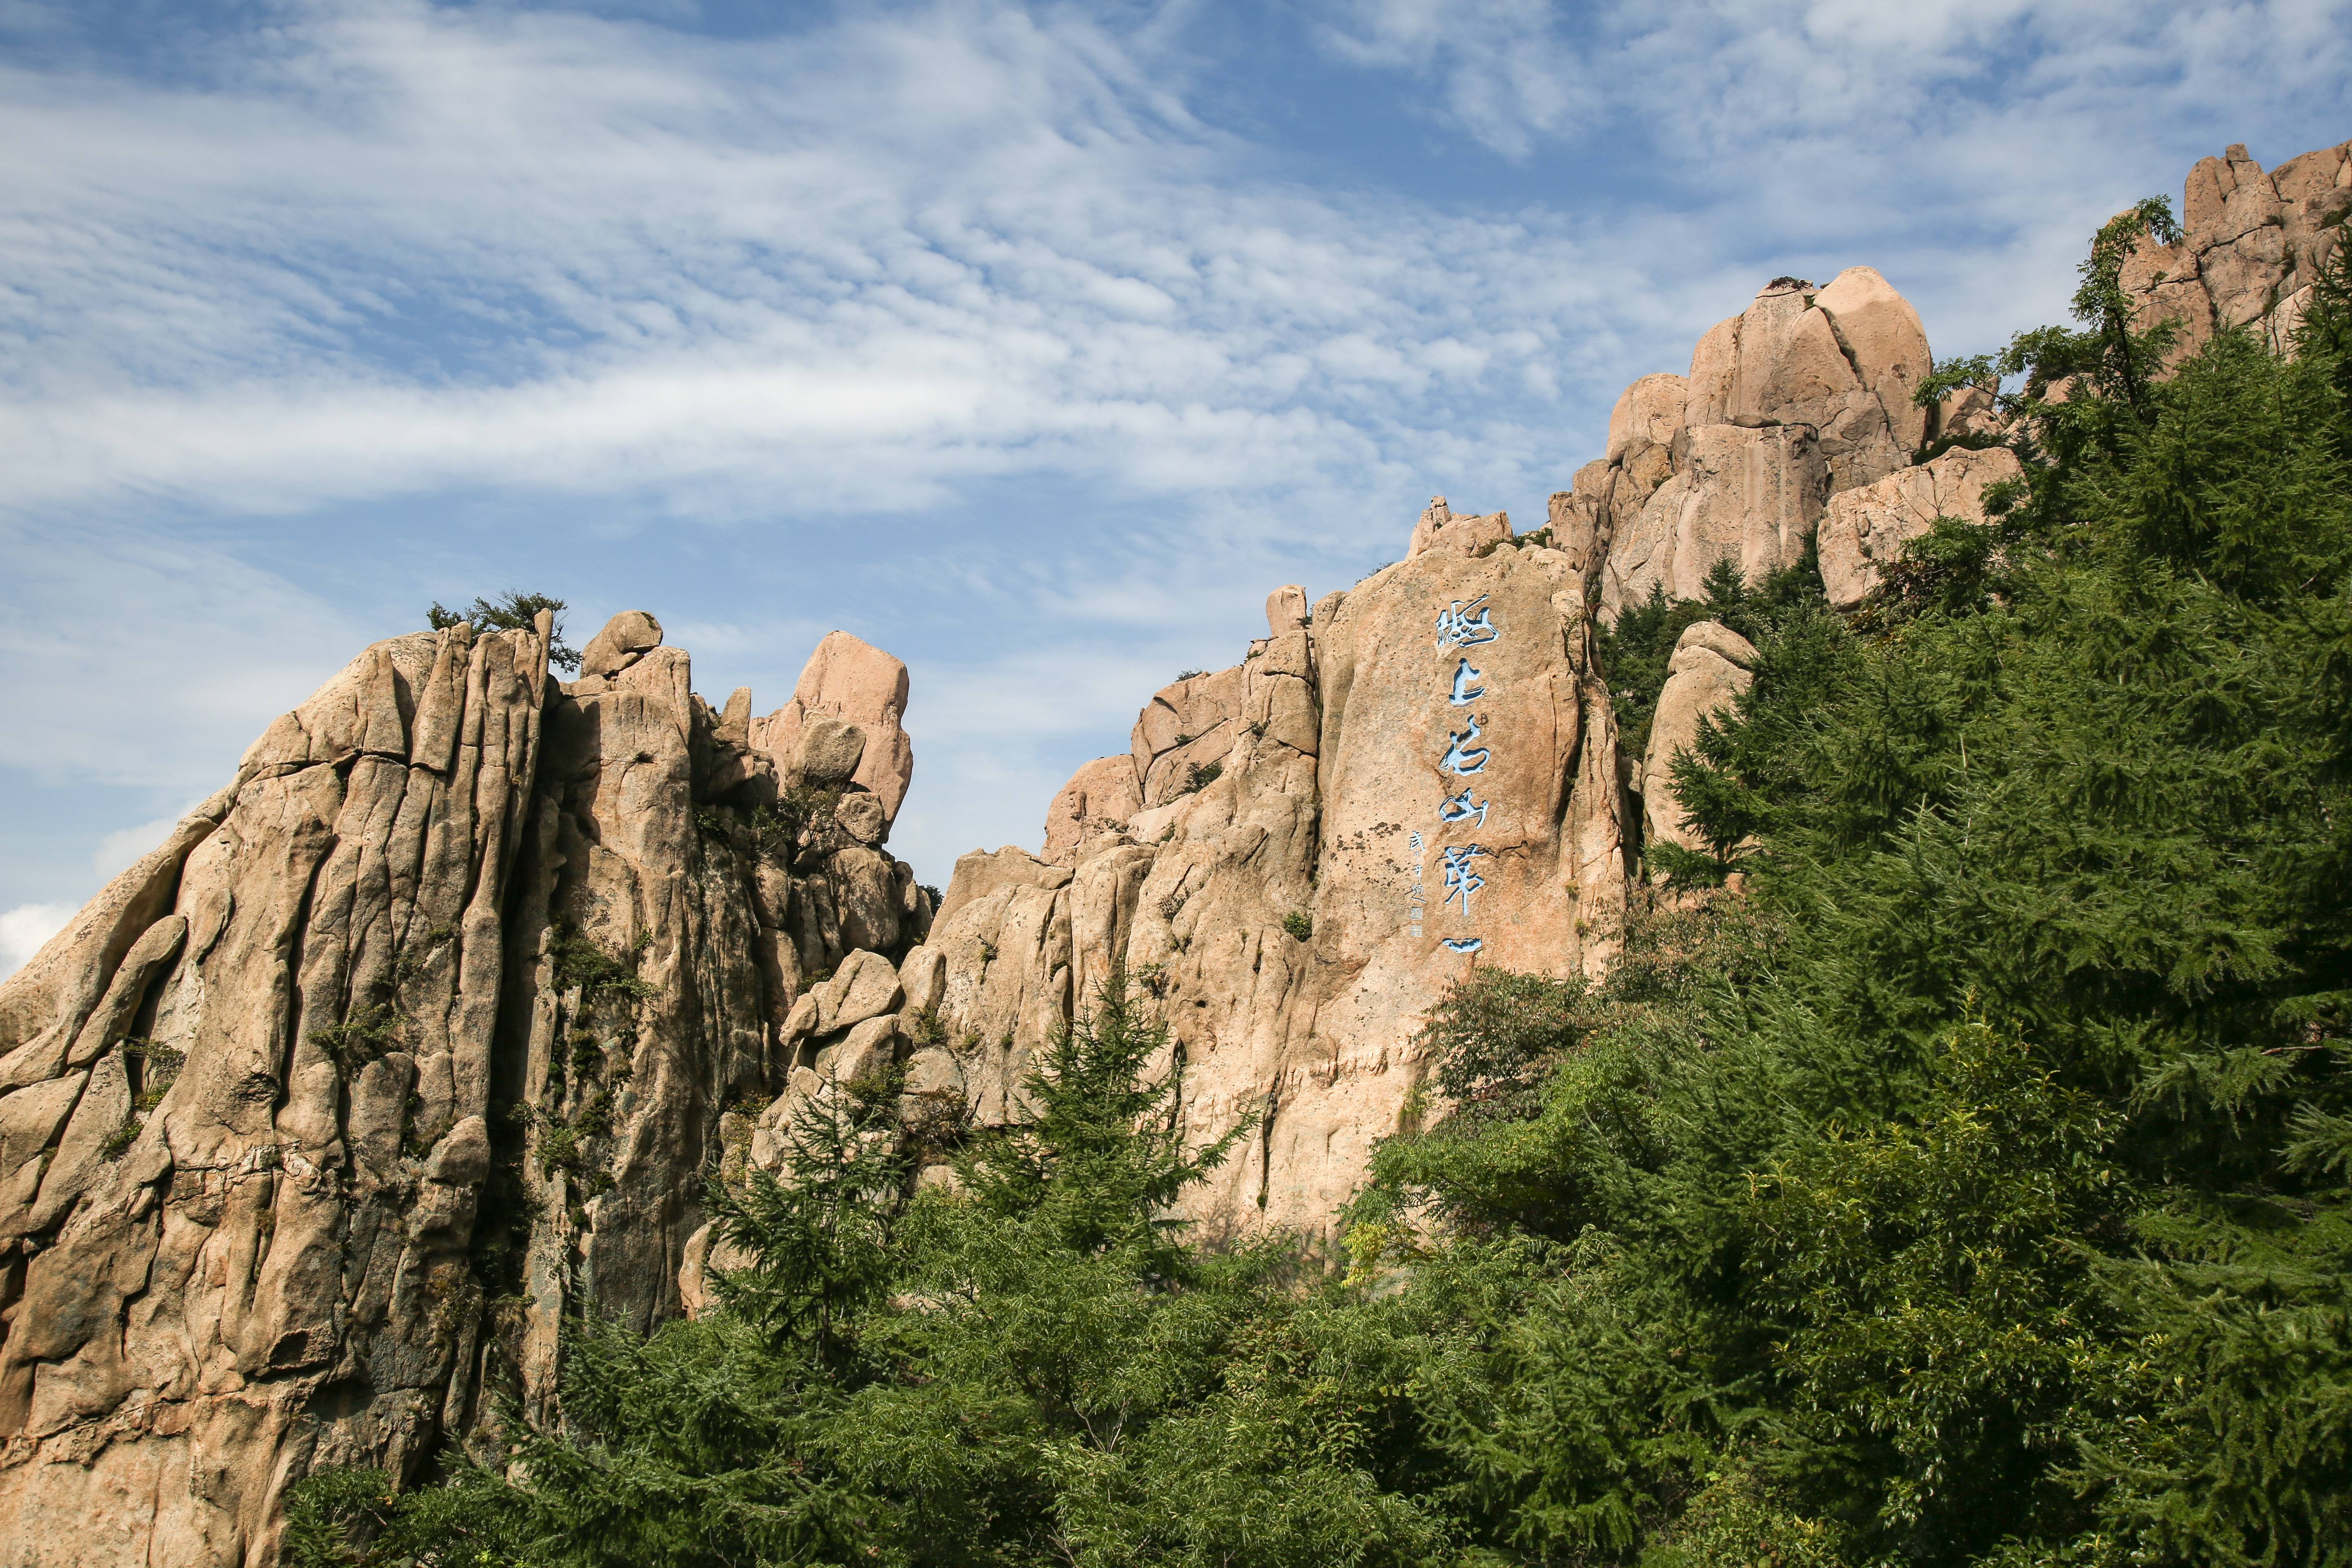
[2,0,2347,973]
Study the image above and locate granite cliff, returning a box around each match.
[0,136,2341,1565]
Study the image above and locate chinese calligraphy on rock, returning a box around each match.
[1426,592,1499,956]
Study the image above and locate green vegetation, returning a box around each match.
[428,590,583,673]
[1281,908,1313,942]
[295,218,2352,1566]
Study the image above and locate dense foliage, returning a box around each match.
[298,219,2352,1565]
[428,590,583,672]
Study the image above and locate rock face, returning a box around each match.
[1574,267,1931,618]
[1640,623,1757,852]
[2124,139,2352,363]
[0,613,930,1567]
[750,631,915,827]
[1817,445,2027,609]
[10,137,2341,1566]
[917,512,1632,1238]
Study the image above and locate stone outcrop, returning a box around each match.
[1639,623,1757,852]
[1408,497,1513,559]
[1817,445,2027,609]
[1564,267,1931,618]
[0,612,930,1567]
[9,136,2344,1566]
[2124,139,2351,363]
[915,510,1632,1238]
[749,631,915,827]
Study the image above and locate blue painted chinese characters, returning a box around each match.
[1439,714,1489,776]
[1434,595,1498,651]
[1438,786,1489,828]
[1421,581,1505,955]
[1448,657,1485,706]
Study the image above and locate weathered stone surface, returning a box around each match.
[812,950,903,1036]
[1265,584,1310,635]
[2125,138,2352,366]
[926,508,1630,1242]
[1584,267,1938,618]
[1606,372,1689,463]
[898,945,946,1017]
[1604,423,1826,612]
[1818,445,2027,609]
[835,790,888,846]
[1043,755,1143,866]
[579,610,663,678]
[1130,668,1250,808]
[1815,265,1932,458]
[814,1015,899,1083]
[1641,622,1756,853]
[0,616,556,1566]
[1407,497,1512,559]
[0,606,934,1566]
[794,716,868,787]
[752,631,915,824]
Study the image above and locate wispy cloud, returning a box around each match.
[0,902,72,980]
[0,0,2343,902]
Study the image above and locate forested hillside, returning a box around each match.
[294,207,2352,1568]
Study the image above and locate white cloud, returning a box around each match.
[93,815,188,883]
[0,902,72,980]
[0,0,2344,896]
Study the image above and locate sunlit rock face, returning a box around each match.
[933,516,1633,1241]
[2122,138,2352,366]
[9,134,2345,1568]
[0,614,929,1568]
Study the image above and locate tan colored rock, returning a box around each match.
[1684,312,1743,427]
[1407,497,1513,559]
[1815,265,1932,455]
[813,949,903,1035]
[579,609,663,678]
[1265,584,1310,635]
[1131,667,1250,807]
[937,846,1072,926]
[1817,445,2027,609]
[835,790,888,846]
[1603,423,1826,614]
[1043,755,1143,866]
[752,631,914,824]
[814,1015,899,1083]
[0,595,942,1563]
[897,945,947,1017]
[2126,138,2352,370]
[927,498,1631,1242]
[1642,622,1756,853]
[794,714,867,786]
[1606,372,1689,462]
[1933,385,2003,443]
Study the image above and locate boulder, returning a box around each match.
[898,945,947,1017]
[1043,755,1143,866]
[2126,138,2352,372]
[1642,622,1757,853]
[1265,584,1310,635]
[814,1015,899,1084]
[835,790,888,846]
[1818,445,2027,609]
[812,949,903,1035]
[1815,265,1932,456]
[752,630,915,824]
[1130,667,1250,807]
[1606,372,1689,463]
[1407,497,1512,559]
[579,609,663,678]
[794,715,867,787]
